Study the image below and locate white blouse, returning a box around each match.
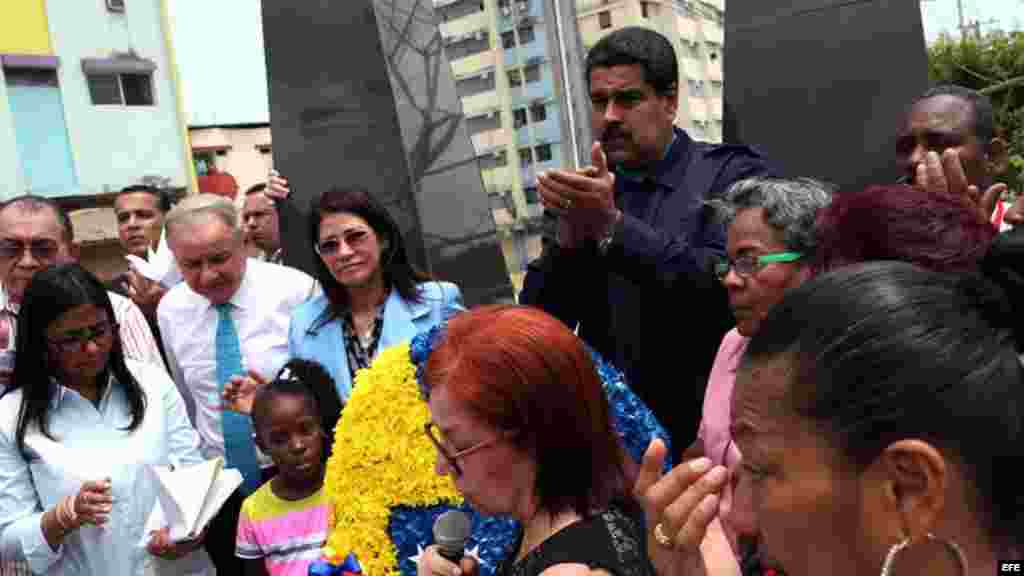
[0,360,213,576]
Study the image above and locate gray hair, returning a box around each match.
[165,193,241,243]
[708,177,835,255]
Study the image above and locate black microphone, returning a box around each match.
[433,510,471,563]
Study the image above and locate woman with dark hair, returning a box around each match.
[416,305,654,576]
[0,264,211,576]
[287,186,463,400]
[638,262,1024,576]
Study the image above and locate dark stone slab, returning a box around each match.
[724,0,929,191]
[262,0,514,305]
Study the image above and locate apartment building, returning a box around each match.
[577,0,726,142]
[0,0,193,277]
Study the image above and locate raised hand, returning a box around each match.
[221,371,268,414]
[266,170,290,201]
[915,149,1006,227]
[538,142,620,242]
[633,439,737,576]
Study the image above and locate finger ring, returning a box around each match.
[654,522,673,548]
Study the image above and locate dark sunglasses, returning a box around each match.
[0,239,60,262]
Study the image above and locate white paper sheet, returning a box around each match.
[141,458,243,544]
[124,228,182,288]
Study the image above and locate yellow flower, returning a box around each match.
[323,342,463,575]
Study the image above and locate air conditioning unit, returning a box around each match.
[106,0,126,12]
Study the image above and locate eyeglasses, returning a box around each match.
[0,239,61,262]
[314,230,370,257]
[424,421,504,476]
[47,322,117,354]
[714,252,803,281]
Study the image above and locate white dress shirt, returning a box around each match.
[156,258,319,462]
[0,286,164,369]
[0,360,213,576]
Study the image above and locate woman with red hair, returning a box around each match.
[417,305,653,576]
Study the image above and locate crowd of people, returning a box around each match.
[0,23,1020,576]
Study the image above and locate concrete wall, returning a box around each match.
[49,0,187,195]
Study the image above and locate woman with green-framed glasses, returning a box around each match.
[655,177,834,572]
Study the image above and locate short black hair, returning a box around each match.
[117,184,172,212]
[245,183,268,196]
[0,195,74,243]
[917,84,996,147]
[585,26,678,94]
[744,261,1024,556]
[244,183,278,214]
[251,359,343,462]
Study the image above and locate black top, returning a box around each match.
[495,505,655,576]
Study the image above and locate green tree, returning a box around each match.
[928,31,1024,196]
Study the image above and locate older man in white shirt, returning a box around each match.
[0,196,164,369]
[156,193,317,575]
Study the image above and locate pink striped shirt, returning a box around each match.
[236,483,328,576]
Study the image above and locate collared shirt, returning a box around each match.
[264,249,284,266]
[0,360,212,576]
[340,301,387,384]
[0,287,164,369]
[157,259,319,462]
[697,327,748,470]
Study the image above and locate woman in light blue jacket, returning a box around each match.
[288,186,463,402]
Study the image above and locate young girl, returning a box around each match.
[235,359,342,576]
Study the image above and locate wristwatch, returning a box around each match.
[597,211,622,256]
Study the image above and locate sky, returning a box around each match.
[921,0,1023,42]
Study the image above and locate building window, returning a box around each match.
[513,108,527,128]
[86,72,154,106]
[599,11,612,29]
[523,63,541,83]
[687,78,703,97]
[517,24,535,43]
[501,30,516,49]
[508,69,522,87]
[535,143,552,162]
[529,102,547,122]
[519,147,533,168]
[641,2,650,18]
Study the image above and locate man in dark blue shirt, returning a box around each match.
[520,27,773,463]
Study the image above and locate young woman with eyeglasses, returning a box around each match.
[0,263,212,575]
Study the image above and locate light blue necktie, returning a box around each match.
[215,303,262,494]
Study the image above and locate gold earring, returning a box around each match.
[879,533,968,576]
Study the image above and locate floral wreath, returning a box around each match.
[310,324,672,576]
